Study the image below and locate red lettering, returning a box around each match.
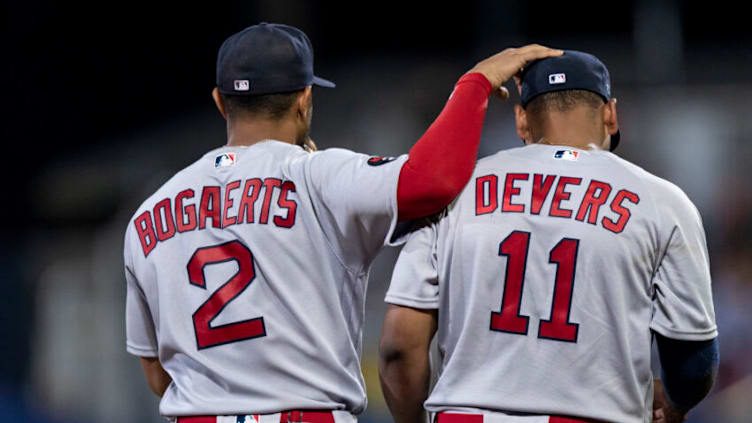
[602,189,640,233]
[134,211,157,257]
[237,178,262,224]
[273,181,297,228]
[199,186,221,229]
[475,175,498,215]
[175,189,197,232]
[531,174,556,215]
[222,180,241,228]
[549,177,582,218]
[502,173,529,213]
[575,180,612,225]
[153,198,176,241]
[259,178,282,224]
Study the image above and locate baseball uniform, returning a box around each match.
[385,143,717,423]
[125,141,407,417]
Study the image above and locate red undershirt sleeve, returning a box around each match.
[396,72,492,221]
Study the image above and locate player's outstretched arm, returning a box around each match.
[396,45,563,221]
[139,357,172,397]
[378,304,438,423]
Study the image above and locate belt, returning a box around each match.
[177,410,336,423]
[436,412,606,423]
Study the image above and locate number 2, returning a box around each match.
[490,231,580,343]
[187,240,266,350]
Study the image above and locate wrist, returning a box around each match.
[456,72,493,96]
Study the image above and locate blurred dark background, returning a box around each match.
[1,1,750,422]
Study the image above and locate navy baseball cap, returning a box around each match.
[520,50,620,151]
[216,22,335,96]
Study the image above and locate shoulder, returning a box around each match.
[303,147,407,172]
[617,156,695,206]
[475,145,528,170]
[282,146,356,167]
[124,152,208,236]
[308,147,372,164]
[612,156,702,224]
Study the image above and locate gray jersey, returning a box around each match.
[385,144,716,423]
[125,140,407,417]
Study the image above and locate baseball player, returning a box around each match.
[379,51,719,423]
[124,22,563,422]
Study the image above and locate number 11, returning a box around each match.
[490,231,580,343]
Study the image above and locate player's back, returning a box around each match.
[124,140,406,416]
[415,143,714,422]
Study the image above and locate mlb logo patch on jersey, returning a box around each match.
[215,152,237,168]
[554,150,579,161]
[549,73,566,85]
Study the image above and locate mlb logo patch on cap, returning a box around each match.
[234,80,250,91]
[554,150,579,161]
[549,73,566,84]
[215,152,237,168]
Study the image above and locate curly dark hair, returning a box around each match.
[222,90,304,120]
[525,90,605,116]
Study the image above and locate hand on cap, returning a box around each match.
[468,44,563,100]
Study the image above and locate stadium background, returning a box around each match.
[2,1,751,422]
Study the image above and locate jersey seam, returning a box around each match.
[616,160,668,289]
[299,154,363,277]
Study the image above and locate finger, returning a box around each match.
[513,74,523,96]
[515,44,563,59]
[506,48,562,77]
[493,86,510,101]
[518,48,563,64]
[516,43,562,54]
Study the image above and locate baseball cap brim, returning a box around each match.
[610,129,620,151]
[313,75,336,88]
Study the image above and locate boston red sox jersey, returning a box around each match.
[385,143,717,423]
[124,140,407,417]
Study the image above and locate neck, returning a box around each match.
[531,108,606,150]
[226,117,299,147]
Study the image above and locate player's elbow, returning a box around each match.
[421,168,470,209]
[656,334,719,412]
[397,172,468,221]
[378,305,437,368]
[379,332,409,369]
[139,356,172,397]
[397,162,472,220]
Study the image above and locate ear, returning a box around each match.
[296,86,313,121]
[514,104,533,144]
[212,87,227,120]
[603,98,619,139]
